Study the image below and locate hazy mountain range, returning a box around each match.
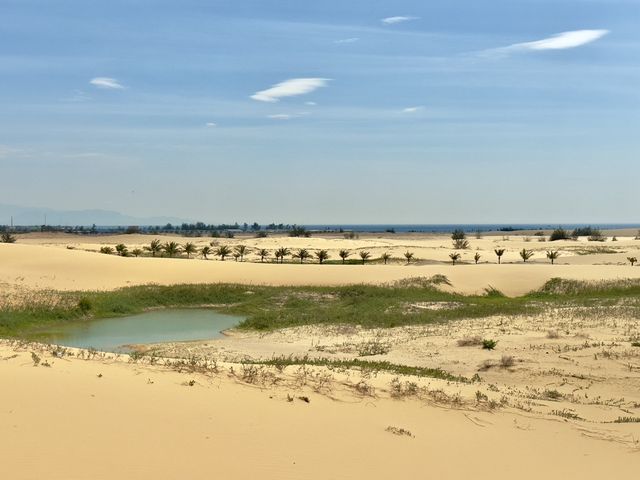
[0,204,191,226]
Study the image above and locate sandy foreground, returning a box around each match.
[2,231,640,296]
[1,340,638,480]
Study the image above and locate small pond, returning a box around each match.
[40,309,242,353]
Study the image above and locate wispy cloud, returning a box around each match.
[61,90,92,102]
[267,114,294,120]
[305,101,317,106]
[251,78,330,102]
[334,37,360,44]
[205,122,217,127]
[381,16,419,25]
[402,106,424,113]
[485,29,609,57]
[89,77,125,89]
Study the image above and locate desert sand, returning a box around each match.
[1,231,639,479]
[2,231,640,296]
[1,340,638,480]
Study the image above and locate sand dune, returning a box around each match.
[2,240,640,296]
[1,342,637,480]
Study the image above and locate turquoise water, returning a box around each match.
[43,309,242,353]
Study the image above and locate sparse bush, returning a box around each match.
[451,229,469,249]
[499,355,515,368]
[473,252,481,264]
[546,330,560,339]
[99,246,114,255]
[482,339,498,350]
[549,228,570,241]
[1,232,16,243]
[483,286,504,297]
[457,335,483,347]
[78,297,92,313]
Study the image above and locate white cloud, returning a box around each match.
[267,114,294,120]
[251,78,330,102]
[305,101,317,106]
[402,106,424,113]
[334,37,360,44]
[205,122,217,127]
[487,30,609,56]
[381,16,419,25]
[89,77,125,89]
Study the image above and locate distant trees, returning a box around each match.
[288,226,310,238]
[315,249,329,264]
[275,247,290,264]
[451,229,470,249]
[359,251,371,265]
[549,228,570,241]
[215,245,231,261]
[546,250,560,265]
[163,242,181,258]
[183,242,197,259]
[257,248,269,262]
[494,248,505,264]
[628,256,637,266]
[449,252,461,265]
[1,233,16,243]
[474,252,481,264]
[234,245,249,262]
[519,248,534,262]
[404,251,414,264]
[338,249,351,264]
[292,248,311,263]
[145,239,162,257]
[115,243,128,257]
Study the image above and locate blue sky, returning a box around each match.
[1,0,638,224]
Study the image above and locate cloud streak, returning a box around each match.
[486,30,609,57]
[402,106,424,113]
[251,78,330,103]
[334,37,360,44]
[89,77,125,89]
[381,16,419,25]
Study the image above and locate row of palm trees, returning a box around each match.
[101,240,620,267]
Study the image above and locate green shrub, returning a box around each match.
[482,339,498,350]
[549,228,570,241]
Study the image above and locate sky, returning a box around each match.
[1,0,639,224]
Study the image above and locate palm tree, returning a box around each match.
[519,248,534,263]
[474,252,481,264]
[183,242,197,259]
[115,243,128,257]
[257,248,269,262]
[163,241,181,258]
[215,245,231,261]
[359,251,371,265]
[275,247,290,264]
[234,245,249,262]
[131,248,143,257]
[292,248,311,263]
[233,252,241,262]
[546,250,560,265]
[628,256,638,266]
[404,251,414,264]
[315,249,329,264]
[494,248,505,264]
[382,252,391,265]
[449,252,461,265]
[338,249,350,264]
[200,245,212,259]
[145,239,162,257]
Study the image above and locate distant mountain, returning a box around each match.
[0,204,191,226]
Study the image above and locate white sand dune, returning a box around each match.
[1,343,637,480]
[2,241,640,296]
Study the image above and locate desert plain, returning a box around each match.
[1,229,640,479]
